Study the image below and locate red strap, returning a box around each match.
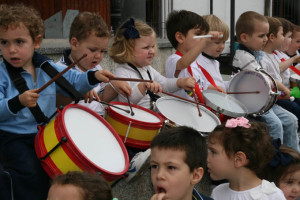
[196,61,223,92]
[175,50,205,103]
[273,52,300,76]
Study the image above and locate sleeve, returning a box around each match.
[150,66,180,93]
[165,54,181,78]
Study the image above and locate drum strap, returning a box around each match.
[273,51,300,76]
[175,50,205,104]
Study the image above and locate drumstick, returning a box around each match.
[126,94,134,116]
[193,91,202,117]
[100,101,130,113]
[161,91,206,107]
[37,54,87,93]
[193,34,223,39]
[110,77,153,83]
[227,91,260,94]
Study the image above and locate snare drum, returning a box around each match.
[202,90,248,119]
[290,73,300,88]
[155,96,220,133]
[35,104,129,182]
[228,70,279,115]
[105,102,164,149]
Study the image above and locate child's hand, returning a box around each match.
[111,80,132,96]
[83,89,99,103]
[208,31,223,40]
[293,54,300,63]
[150,193,166,200]
[145,81,162,94]
[19,89,40,108]
[95,70,115,83]
[177,77,195,91]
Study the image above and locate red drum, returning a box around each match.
[35,104,129,182]
[105,102,164,149]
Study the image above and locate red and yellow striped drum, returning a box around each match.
[105,102,164,149]
[35,104,129,182]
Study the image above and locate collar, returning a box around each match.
[238,43,255,56]
[61,49,73,66]
[192,188,204,200]
[202,52,217,60]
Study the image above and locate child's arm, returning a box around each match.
[276,81,291,100]
[18,89,40,108]
[279,54,300,72]
[100,81,132,102]
[176,77,195,92]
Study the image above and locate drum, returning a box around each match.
[155,96,220,133]
[290,73,300,88]
[35,104,129,182]
[105,102,164,149]
[228,70,279,116]
[202,90,248,118]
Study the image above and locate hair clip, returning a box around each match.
[121,18,140,40]
[269,138,293,167]
[225,117,251,128]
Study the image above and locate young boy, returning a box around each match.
[286,25,300,66]
[0,4,116,199]
[150,126,213,200]
[165,10,221,100]
[47,171,112,200]
[232,11,299,152]
[56,12,131,115]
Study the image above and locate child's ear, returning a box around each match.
[240,33,248,43]
[33,34,42,49]
[268,33,275,41]
[70,37,79,50]
[175,32,184,44]
[190,167,204,185]
[234,151,248,168]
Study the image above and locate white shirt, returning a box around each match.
[274,50,291,87]
[261,53,282,83]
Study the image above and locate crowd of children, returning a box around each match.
[0,2,300,200]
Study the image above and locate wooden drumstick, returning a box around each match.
[99,101,130,114]
[126,94,134,116]
[161,91,206,107]
[37,54,87,93]
[227,91,260,94]
[110,77,153,83]
[193,91,202,117]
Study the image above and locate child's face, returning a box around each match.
[280,31,293,52]
[278,170,300,200]
[241,21,269,51]
[70,32,109,72]
[207,141,235,181]
[131,33,156,67]
[150,147,201,200]
[203,40,226,58]
[273,26,285,51]
[0,23,41,69]
[47,184,84,200]
[286,31,300,56]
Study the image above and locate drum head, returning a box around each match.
[202,90,248,117]
[228,70,273,114]
[63,107,126,173]
[155,96,220,132]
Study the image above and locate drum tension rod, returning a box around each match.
[39,137,68,161]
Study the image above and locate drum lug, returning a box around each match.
[39,136,68,161]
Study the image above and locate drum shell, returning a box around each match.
[105,102,163,149]
[35,104,129,182]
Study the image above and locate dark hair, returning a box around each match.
[69,12,110,42]
[51,171,112,200]
[166,10,209,49]
[150,126,207,172]
[276,17,294,36]
[208,121,275,175]
[265,16,282,38]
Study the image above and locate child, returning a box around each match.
[0,4,115,199]
[47,171,113,200]
[56,11,131,115]
[207,118,286,199]
[165,10,222,100]
[286,25,300,65]
[261,16,300,130]
[232,11,299,152]
[108,17,195,109]
[150,126,213,200]
[261,139,300,200]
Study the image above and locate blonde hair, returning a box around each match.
[203,14,229,41]
[109,18,157,64]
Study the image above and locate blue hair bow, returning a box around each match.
[269,138,293,167]
[121,18,140,40]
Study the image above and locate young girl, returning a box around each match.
[207,117,286,199]
[261,140,300,200]
[108,18,195,109]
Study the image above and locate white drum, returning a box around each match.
[228,70,279,115]
[155,96,220,133]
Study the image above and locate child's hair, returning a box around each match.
[235,11,268,43]
[208,121,275,175]
[108,18,156,64]
[265,16,282,38]
[51,171,112,200]
[203,14,229,41]
[292,25,300,38]
[276,17,294,36]
[69,11,110,42]
[0,4,44,41]
[150,126,207,172]
[166,10,209,49]
[261,143,300,186]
